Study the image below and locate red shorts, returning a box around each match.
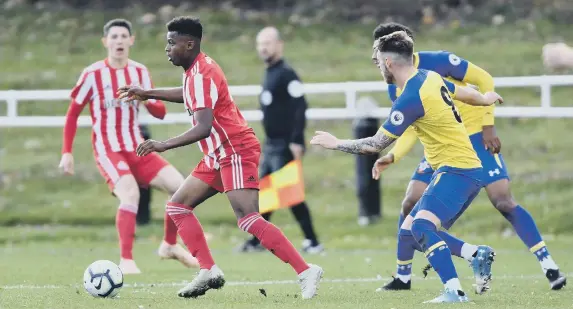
[192,136,261,193]
[94,150,169,191]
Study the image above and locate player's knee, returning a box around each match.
[401,196,418,215]
[492,196,516,213]
[115,186,140,205]
[167,168,185,190]
[410,218,437,251]
[167,195,195,210]
[154,166,185,195]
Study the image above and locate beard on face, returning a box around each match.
[382,66,395,84]
[259,49,276,64]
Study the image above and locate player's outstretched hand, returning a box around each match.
[484,92,504,105]
[117,85,148,101]
[59,153,75,175]
[310,131,338,150]
[372,154,394,180]
[136,139,168,156]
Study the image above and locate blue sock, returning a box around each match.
[437,231,465,259]
[395,229,422,280]
[411,219,459,285]
[501,205,548,260]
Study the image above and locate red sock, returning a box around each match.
[239,213,309,274]
[116,204,137,260]
[163,212,178,245]
[166,202,215,269]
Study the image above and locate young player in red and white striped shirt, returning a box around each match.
[58,19,198,274]
[118,16,323,299]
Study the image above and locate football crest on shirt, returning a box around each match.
[390,111,404,126]
[117,161,129,170]
[449,54,461,66]
[260,90,273,106]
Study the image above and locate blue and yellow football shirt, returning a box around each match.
[379,69,481,170]
[387,51,495,162]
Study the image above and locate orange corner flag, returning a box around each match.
[259,160,305,214]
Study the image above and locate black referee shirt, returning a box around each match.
[259,59,307,149]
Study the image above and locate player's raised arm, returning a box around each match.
[310,130,396,155]
[118,86,184,103]
[311,93,422,155]
[137,108,213,156]
[433,51,495,94]
[443,78,503,106]
[136,74,216,156]
[455,56,495,94]
[439,51,497,126]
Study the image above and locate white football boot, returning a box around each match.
[298,264,324,299]
[177,265,225,298]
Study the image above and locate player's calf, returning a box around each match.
[166,202,215,270]
[237,212,323,299]
[398,179,428,230]
[238,212,309,274]
[113,175,142,272]
[228,185,323,299]
[488,187,565,290]
[411,217,468,303]
[378,229,420,291]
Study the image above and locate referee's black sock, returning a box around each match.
[136,186,152,225]
[291,202,320,246]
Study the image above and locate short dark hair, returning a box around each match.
[167,16,203,40]
[377,31,414,58]
[373,22,414,41]
[103,19,132,36]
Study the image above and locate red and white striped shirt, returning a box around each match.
[62,59,166,155]
[183,53,255,168]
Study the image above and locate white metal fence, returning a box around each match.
[1,75,573,127]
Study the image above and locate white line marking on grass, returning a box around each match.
[2,273,570,290]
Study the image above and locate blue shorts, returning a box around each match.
[410,131,510,186]
[409,166,482,230]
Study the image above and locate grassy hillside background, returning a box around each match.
[1,9,573,247]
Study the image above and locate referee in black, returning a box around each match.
[237,26,322,254]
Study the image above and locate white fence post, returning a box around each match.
[345,88,357,110]
[6,90,18,118]
[540,83,552,108]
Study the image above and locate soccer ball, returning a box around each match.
[83,260,124,298]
